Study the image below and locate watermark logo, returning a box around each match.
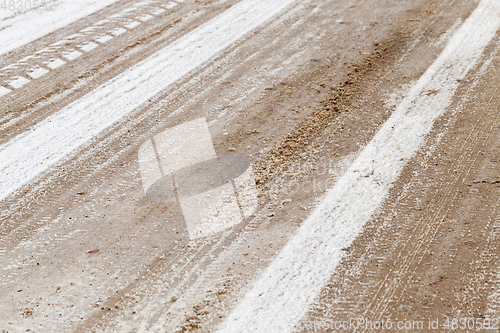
[138,118,258,239]
[1,0,56,12]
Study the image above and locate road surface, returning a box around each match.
[1,0,500,332]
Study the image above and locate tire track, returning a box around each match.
[0,0,184,95]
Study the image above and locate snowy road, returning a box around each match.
[0,0,123,56]
[2,0,500,332]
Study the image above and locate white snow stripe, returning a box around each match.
[163,2,177,9]
[51,40,71,47]
[217,1,500,332]
[95,19,111,26]
[7,76,31,89]
[0,86,12,98]
[27,67,50,79]
[79,42,99,52]
[0,0,297,202]
[138,14,153,22]
[80,26,97,33]
[94,35,114,44]
[110,27,128,36]
[44,58,66,70]
[151,8,166,16]
[62,50,82,60]
[124,21,141,29]
[121,7,137,13]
